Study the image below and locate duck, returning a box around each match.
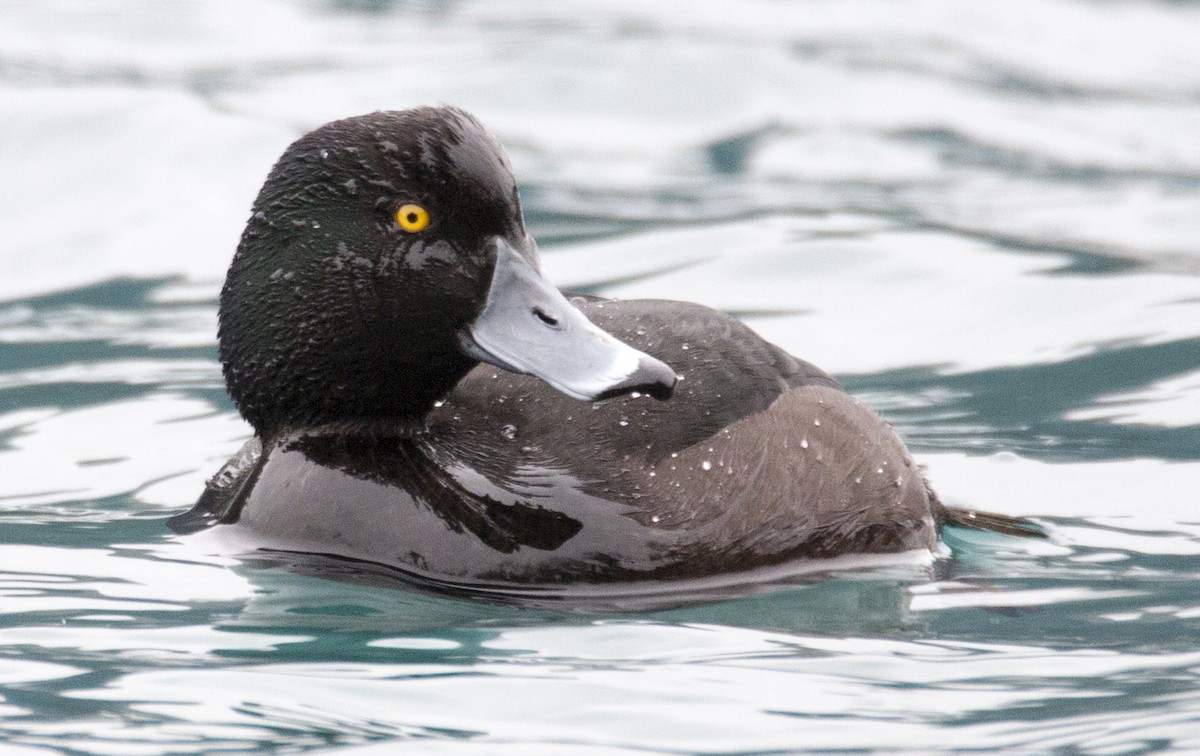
[172,106,1039,598]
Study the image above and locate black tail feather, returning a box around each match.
[938,505,1047,538]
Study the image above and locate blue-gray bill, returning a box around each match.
[460,237,677,402]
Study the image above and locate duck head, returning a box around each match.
[219,107,675,437]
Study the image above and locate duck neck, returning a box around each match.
[278,415,432,443]
[218,247,484,439]
[219,306,480,440]
[227,353,478,442]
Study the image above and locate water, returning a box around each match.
[3,1,1200,752]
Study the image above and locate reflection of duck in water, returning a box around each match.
[173,106,1040,596]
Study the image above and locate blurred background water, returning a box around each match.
[2,1,1199,753]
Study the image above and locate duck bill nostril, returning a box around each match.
[465,236,675,402]
[533,307,559,327]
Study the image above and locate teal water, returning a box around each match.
[3,1,1200,753]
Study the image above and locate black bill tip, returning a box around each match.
[593,356,677,402]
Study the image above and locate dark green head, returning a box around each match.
[219,107,674,437]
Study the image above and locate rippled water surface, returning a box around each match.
[3,1,1200,753]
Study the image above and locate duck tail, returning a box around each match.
[939,505,1047,538]
[925,479,1047,538]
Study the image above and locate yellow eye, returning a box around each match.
[395,204,431,232]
